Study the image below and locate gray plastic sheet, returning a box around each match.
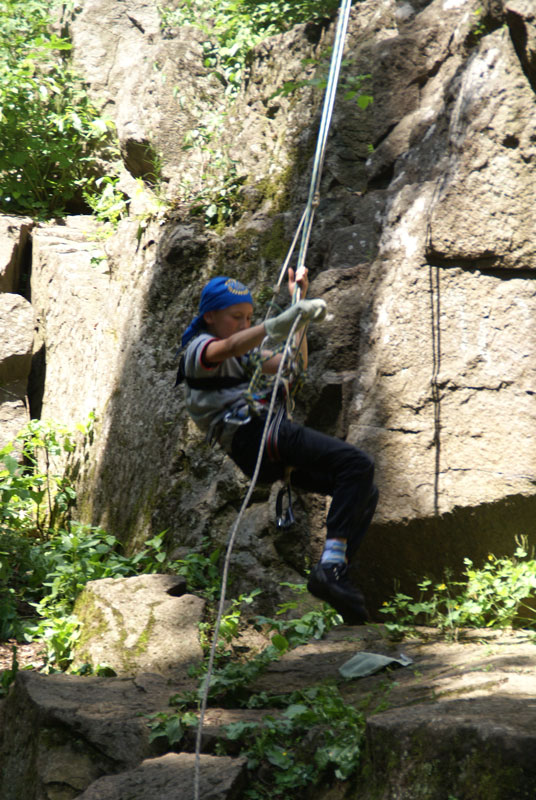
[339,651,413,679]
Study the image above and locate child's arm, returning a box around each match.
[205,323,267,364]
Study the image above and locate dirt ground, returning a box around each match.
[0,640,46,673]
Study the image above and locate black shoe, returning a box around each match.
[307,562,369,624]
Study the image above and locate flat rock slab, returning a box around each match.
[77,752,247,800]
[252,625,536,704]
[251,625,536,799]
[0,670,195,800]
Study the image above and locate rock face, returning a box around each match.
[5,0,536,796]
[3,0,536,611]
[0,670,186,800]
[0,293,35,448]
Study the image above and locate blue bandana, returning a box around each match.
[181,276,253,347]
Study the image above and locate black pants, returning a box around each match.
[230,414,378,559]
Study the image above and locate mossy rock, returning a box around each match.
[72,574,205,678]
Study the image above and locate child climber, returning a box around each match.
[178,268,378,624]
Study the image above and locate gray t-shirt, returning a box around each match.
[183,333,251,442]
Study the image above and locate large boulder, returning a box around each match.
[72,574,205,678]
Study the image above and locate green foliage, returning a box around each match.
[273,57,373,108]
[173,542,223,602]
[197,588,262,662]
[0,0,118,218]
[150,683,365,798]
[224,685,365,798]
[380,538,536,638]
[83,172,129,227]
[191,582,342,706]
[196,641,282,707]
[219,589,262,643]
[146,593,353,797]
[256,580,343,649]
[188,157,245,229]
[467,6,491,46]
[0,420,177,671]
[147,709,198,746]
[29,613,81,672]
[0,418,87,538]
[159,0,340,96]
[155,584,341,718]
[31,528,169,616]
[171,105,246,228]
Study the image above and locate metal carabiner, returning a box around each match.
[275,483,295,529]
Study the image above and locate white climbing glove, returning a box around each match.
[264,298,327,341]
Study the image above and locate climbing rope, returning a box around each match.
[193,313,304,800]
[246,0,353,405]
[193,1,353,796]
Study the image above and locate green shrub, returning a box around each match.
[380,537,536,638]
[0,419,174,663]
[159,0,340,95]
[224,685,365,798]
[0,0,117,217]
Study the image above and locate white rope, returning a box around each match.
[295,0,352,275]
[193,2,353,793]
[265,0,352,315]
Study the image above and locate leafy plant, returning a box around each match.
[155,583,342,719]
[256,580,343,650]
[0,0,118,217]
[380,537,536,638]
[0,419,177,661]
[0,418,96,540]
[224,684,365,798]
[188,158,246,228]
[159,0,340,96]
[28,613,81,672]
[173,542,223,602]
[83,172,129,227]
[147,709,199,747]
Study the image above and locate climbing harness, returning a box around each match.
[193,2,353,797]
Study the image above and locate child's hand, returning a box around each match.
[264,298,326,341]
[288,266,308,299]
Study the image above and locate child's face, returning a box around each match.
[203,302,254,339]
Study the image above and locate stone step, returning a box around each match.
[76,753,247,800]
